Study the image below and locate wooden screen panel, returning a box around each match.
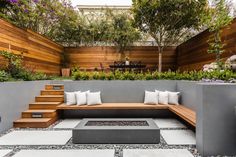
[0,19,63,75]
[65,46,177,71]
[177,18,236,71]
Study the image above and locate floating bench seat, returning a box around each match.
[169,105,196,127]
[57,103,196,127]
[57,103,170,110]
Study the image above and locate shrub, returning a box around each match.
[0,50,51,81]
[0,70,11,82]
[71,69,236,82]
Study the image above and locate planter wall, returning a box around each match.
[0,80,236,156]
[0,81,50,133]
[176,81,198,111]
[52,80,177,103]
[196,83,236,157]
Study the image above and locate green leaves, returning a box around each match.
[0,50,51,81]
[201,0,233,69]
[132,0,207,72]
[72,69,236,81]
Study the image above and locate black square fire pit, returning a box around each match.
[72,118,160,144]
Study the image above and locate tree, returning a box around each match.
[132,0,207,72]
[0,0,82,43]
[109,12,141,59]
[201,0,232,69]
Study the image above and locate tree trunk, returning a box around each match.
[158,47,163,72]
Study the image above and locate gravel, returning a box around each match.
[85,120,149,126]
[0,120,234,157]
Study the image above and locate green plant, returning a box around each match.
[109,12,141,56]
[0,50,23,77]
[201,0,233,69]
[0,50,51,81]
[0,70,10,82]
[132,0,207,72]
[71,69,236,82]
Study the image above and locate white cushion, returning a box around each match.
[158,91,169,105]
[144,91,158,105]
[75,90,90,105]
[167,91,180,105]
[65,92,77,105]
[87,92,102,105]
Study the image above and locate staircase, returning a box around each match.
[14,84,64,128]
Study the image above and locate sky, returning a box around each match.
[71,0,132,6]
[71,0,236,15]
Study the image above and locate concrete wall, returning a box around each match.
[176,81,198,111]
[196,83,236,157]
[0,81,50,133]
[52,80,177,103]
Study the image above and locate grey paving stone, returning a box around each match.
[0,131,71,145]
[123,149,194,157]
[161,130,196,145]
[13,149,115,157]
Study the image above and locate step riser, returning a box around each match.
[14,117,58,128]
[35,97,64,102]
[41,91,64,95]
[45,85,64,90]
[22,112,57,118]
[29,104,59,110]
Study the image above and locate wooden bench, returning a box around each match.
[57,103,196,127]
[169,105,196,127]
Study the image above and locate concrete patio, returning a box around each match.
[0,118,197,157]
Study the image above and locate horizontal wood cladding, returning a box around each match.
[0,19,63,75]
[65,46,177,71]
[177,18,236,71]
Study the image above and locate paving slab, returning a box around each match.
[54,119,82,129]
[0,131,71,145]
[13,149,114,157]
[123,149,194,157]
[154,119,186,129]
[161,130,196,145]
[0,150,12,157]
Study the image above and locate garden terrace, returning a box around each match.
[0,1,236,157]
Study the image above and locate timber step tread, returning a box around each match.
[14,118,52,123]
[41,90,64,95]
[41,90,64,92]
[36,95,64,98]
[45,84,64,90]
[23,110,56,113]
[35,95,64,102]
[22,110,57,118]
[14,118,57,128]
[30,102,62,105]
